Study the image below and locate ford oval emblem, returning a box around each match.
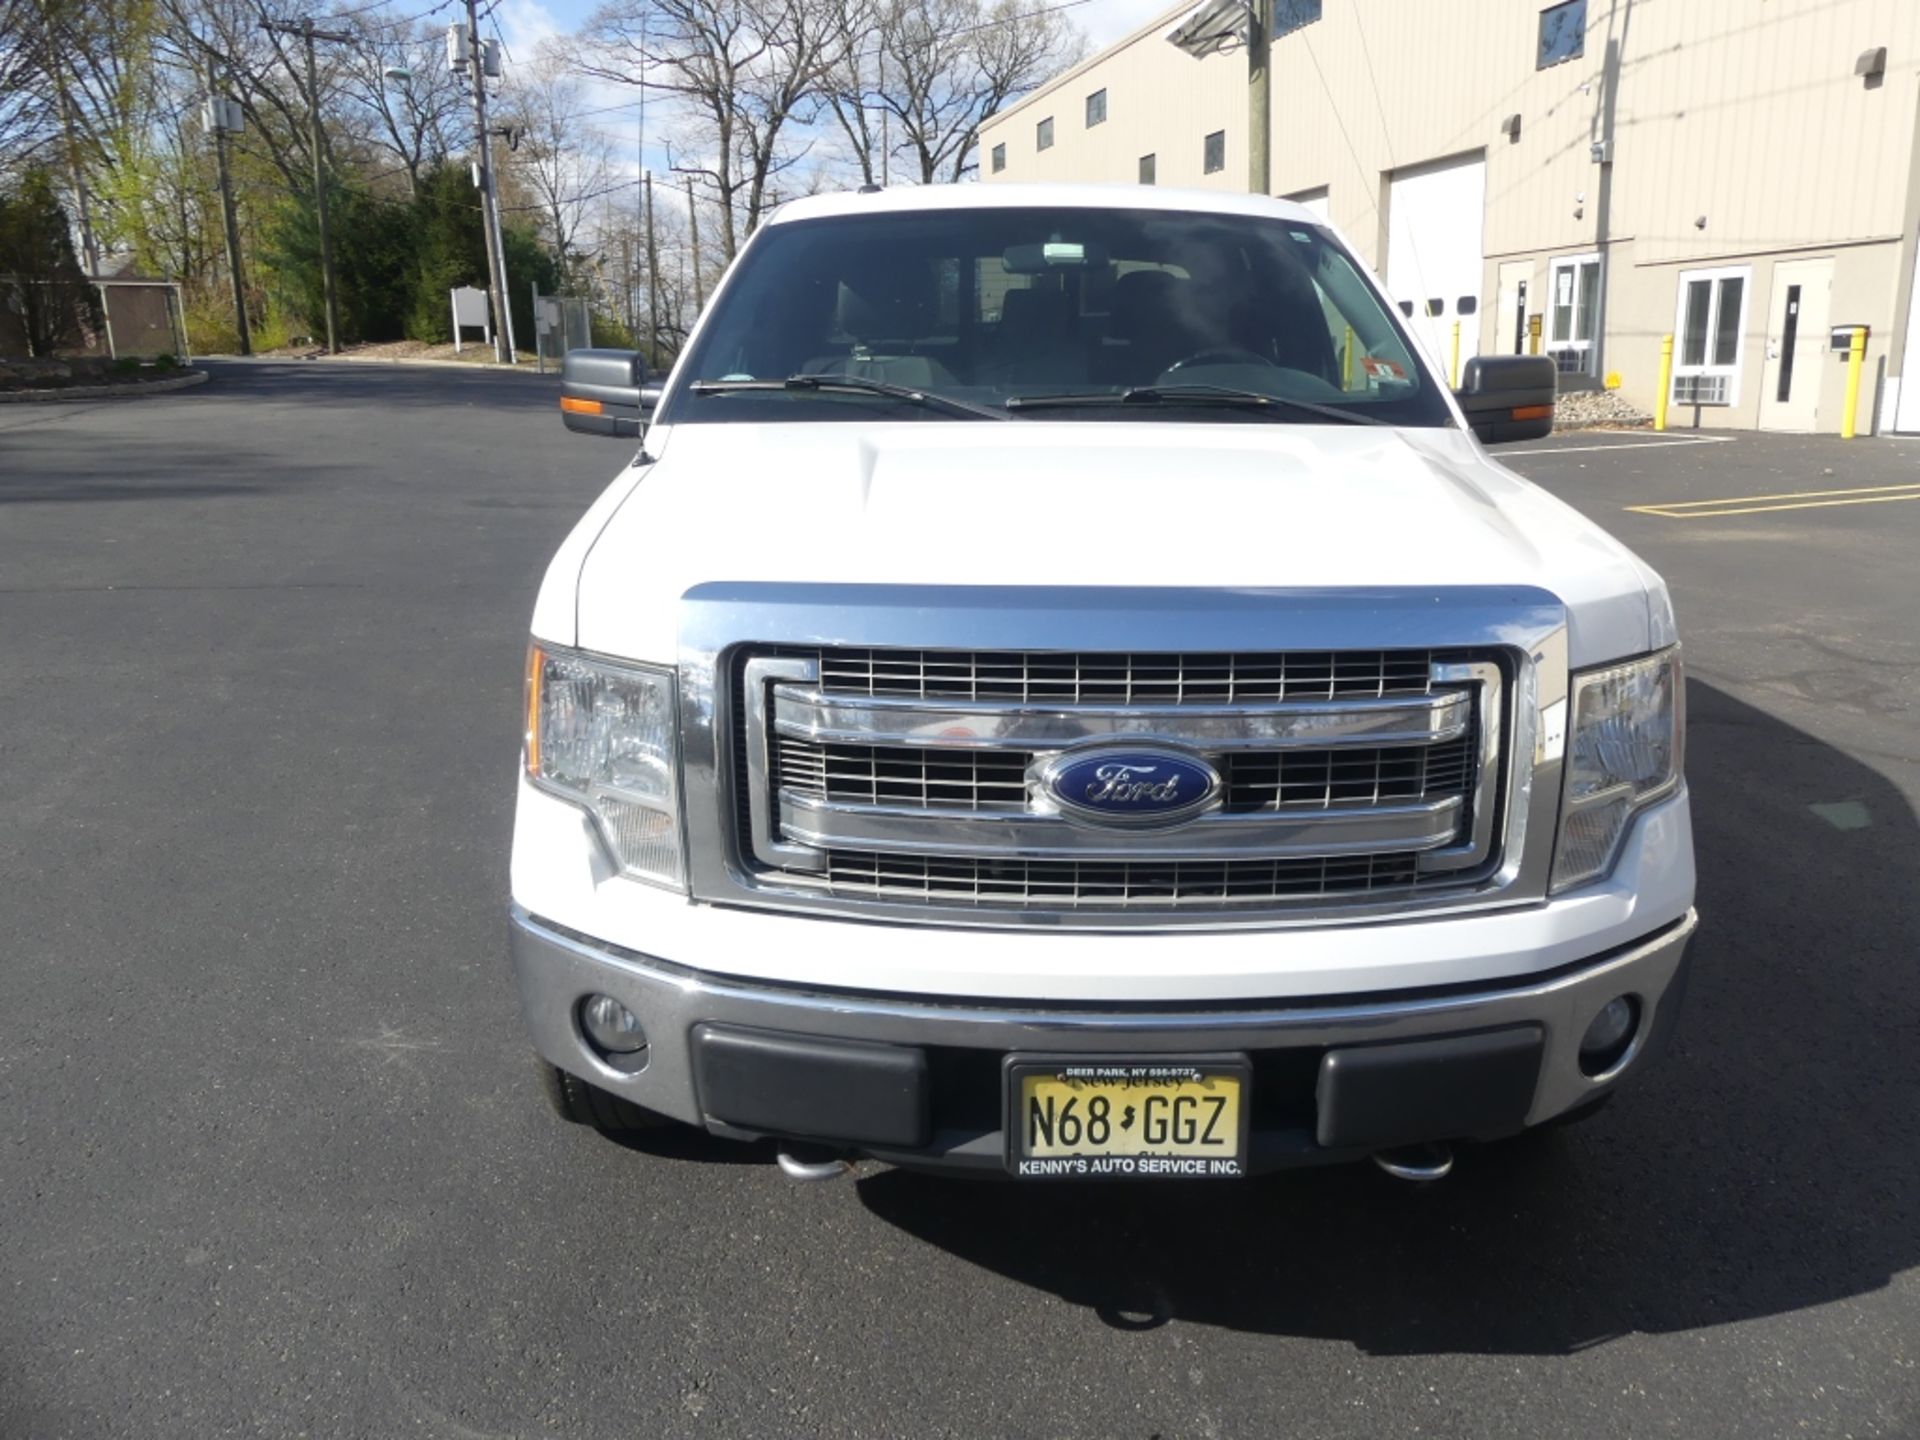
[1036,747,1223,829]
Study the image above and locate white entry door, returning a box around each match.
[1758,257,1832,432]
[1386,153,1487,381]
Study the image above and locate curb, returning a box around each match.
[294,352,545,373]
[0,369,211,403]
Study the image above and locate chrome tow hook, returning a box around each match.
[1371,1143,1454,1182]
[776,1148,855,1183]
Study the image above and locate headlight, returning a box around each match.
[1550,646,1683,894]
[525,644,683,890]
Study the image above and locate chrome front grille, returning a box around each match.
[779,735,1477,815]
[731,646,1508,917]
[817,851,1423,908]
[817,647,1439,703]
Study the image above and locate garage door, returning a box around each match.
[1386,153,1487,382]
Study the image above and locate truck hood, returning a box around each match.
[569,421,1663,667]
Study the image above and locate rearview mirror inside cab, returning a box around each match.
[560,349,655,437]
[1454,355,1557,445]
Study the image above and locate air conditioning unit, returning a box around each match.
[1671,374,1729,405]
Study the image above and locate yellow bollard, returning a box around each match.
[1450,320,1461,387]
[1654,333,1673,432]
[1528,313,1542,355]
[1343,325,1354,391]
[1840,325,1867,439]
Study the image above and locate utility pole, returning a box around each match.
[456,0,515,364]
[1247,0,1271,195]
[643,171,660,363]
[206,66,251,355]
[264,18,350,353]
[684,174,703,313]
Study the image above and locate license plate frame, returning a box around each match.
[1002,1054,1252,1180]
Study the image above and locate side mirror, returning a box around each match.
[560,349,653,437]
[1454,355,1557,444]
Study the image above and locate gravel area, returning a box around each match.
[1554,386,1653,429]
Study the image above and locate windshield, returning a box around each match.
[660,204,1453,427]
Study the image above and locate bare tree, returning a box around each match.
[340,21,466,197]
[498,50,616,282]
[575,0,845,260]
[819,0,884,185]
[0,0,59,177]
[156,0,329,192]
[874,0,1082,185]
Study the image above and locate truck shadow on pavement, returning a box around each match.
[855,680,1920,1354]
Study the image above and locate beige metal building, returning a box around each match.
[979,0,1920,434]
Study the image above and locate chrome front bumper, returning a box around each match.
[510,905,1697,1174]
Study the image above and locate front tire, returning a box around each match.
[533,1054,670,1135]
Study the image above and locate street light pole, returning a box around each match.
[464,0,515,364]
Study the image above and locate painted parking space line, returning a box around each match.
[1626,482,1920,519]
[1502,435,1737,456]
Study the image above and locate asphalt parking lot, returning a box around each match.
[2,361,1916,1439]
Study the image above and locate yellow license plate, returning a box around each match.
[1006,1059,1250,1179]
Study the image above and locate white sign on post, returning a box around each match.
[449,285,491,354]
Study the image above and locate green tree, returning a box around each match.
[409,161,554,349]
[0,168,101,356]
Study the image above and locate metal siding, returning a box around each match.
[975,0,1920,430]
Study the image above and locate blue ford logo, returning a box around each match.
[1038,747,1222,828]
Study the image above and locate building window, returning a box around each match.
[1538,0,1586,69]
[1672,266,1750,405]
[990,142,1006,174]
[1085,88,1107,127]
[1548,252,1601,374]
[1036,116,1054,151]
[1203,130,1225,174]
[1275,0,1322,39]
[1139,153,1156,185]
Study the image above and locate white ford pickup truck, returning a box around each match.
[512,184,1694,1184]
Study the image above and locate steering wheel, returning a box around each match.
[1161,346,1279,373]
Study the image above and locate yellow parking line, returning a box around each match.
[1627,482,1920,519]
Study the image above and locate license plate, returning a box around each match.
[1004,1057,1251,1179]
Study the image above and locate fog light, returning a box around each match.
[1578,995,1638,1075]
[580,994,647,1055]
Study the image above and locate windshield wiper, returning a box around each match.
[689,373,1010,420]
[1004,383,1382,426]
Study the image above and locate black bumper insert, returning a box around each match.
[693,1024,931,1148]
[1315,1024,1544,1151]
